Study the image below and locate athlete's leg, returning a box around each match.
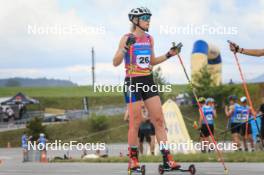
[144,96,180,169]
[204,137,210,152]
[248,134,254,151]
[139,141,144,154]
[200,135,207,153]
[241,124,249,151]
[208,125,215,152]
[144,96,167,143]
[150,135,155,155]
[138,132,144,154]
[242,136,248,151]
[127,101,143,168]
[232,133,241,150]
[128,101,143,146]
[247,124,254,150]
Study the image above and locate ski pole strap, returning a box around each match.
[166,42,183,59]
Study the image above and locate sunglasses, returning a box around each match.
[139,15,151,21]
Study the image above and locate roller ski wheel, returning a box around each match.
[141,165,146,175]
[128,167,132,175]
[128,165,146,175]
[158,164,164,175]
[188,164,196,175]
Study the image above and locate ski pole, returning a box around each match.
[228,40,264,146]
[128,41,134,145]
[217,113,263,138]
[174,42,228,174]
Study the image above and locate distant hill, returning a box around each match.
[0,78,77,87]
[249,74,264,83]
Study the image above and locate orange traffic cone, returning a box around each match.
[40,151,48,163]
[193,121,198,129]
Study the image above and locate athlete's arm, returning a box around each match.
[113,36,127,67]
[225,105,234,118]
[213,109,217,119]
[124,109,129,121]
[229,41,264,57]
[239,48,264,57]
[249,107,256,117]
[198,113,203,126]
[150,37,179,65]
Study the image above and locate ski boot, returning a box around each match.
[128,146,145,175]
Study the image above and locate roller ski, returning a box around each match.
[158,150,196,175]
[127,147,145,175]
[158,164,196,175]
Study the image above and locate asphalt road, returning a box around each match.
[1,148,264,175]
[1,162,264,175]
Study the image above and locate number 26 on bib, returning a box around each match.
[136,55,150,68]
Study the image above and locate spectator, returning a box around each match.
[259,97,264,143]
[225,95,242,151]
[239,96,255,152]
[138,103,155,155]
[21,132,29,162]
[38,133,47,152]
[6,107,15,121]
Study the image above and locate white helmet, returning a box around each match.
[240,96,247,103]
[40,133,45,137]
[128,7,152,22]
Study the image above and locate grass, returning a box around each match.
[0,82,263,147]
[51,151,264,163]
[0,85,189,98]
[0,83,262,109]
[0,107,232,148]
[0,85,187,109]
[0,86,121,97]
[0,114,129,147]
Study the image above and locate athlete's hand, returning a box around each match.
[166,42,182,58]
[125,34,136,50]
[228,40,240,53]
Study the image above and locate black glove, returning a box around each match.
[166,42,183,58]
[228,40,240,53]
[125,34,136,51]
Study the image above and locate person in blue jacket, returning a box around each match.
[225,95,242,151]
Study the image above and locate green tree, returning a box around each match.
[26,117,47,141]
[152,67,167,103]
[191,66,241,108]
[88,115,109,132]
[5,79,21,87]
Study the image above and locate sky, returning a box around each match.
[0,0,264,85]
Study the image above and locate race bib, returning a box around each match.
[236,113,242,120]
[241,113,248,121]
[136,55,150,68]
[206,114,213,121]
